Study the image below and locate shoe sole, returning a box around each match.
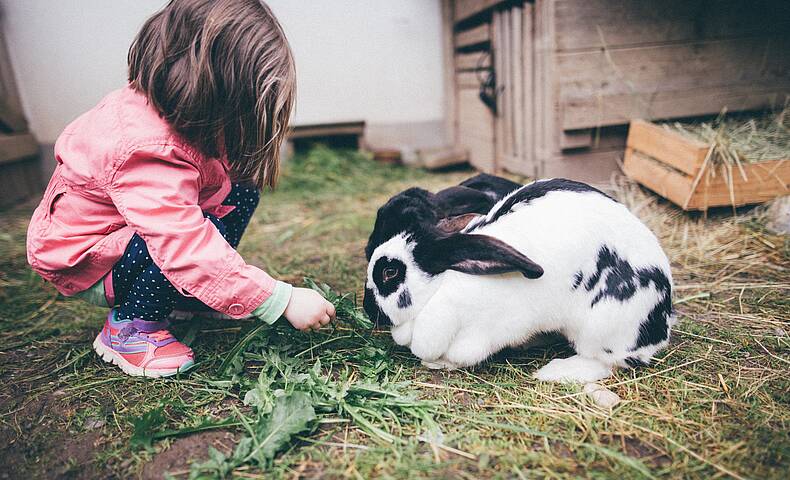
[92,334,194,378]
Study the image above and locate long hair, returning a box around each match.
[128,0,295,189]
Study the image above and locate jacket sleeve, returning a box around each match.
[107,144,288,319]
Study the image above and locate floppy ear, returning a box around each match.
[434,186,496,216]
[415,233,544,278]
[436,213,480,234]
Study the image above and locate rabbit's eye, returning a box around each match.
[383,267,399,282]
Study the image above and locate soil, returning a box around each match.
[140,431,236,480]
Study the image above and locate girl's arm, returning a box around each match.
[107,144,287,321]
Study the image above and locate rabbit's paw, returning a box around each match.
[534,355,611,383]
[421,358,458,370]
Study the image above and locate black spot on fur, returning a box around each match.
[578,245,673,350]
[397,289,412,308]
[634,267,673,349]
[603,348,613,354]
[372,257,407,297]
[572,271,584,290]
[467,178,615,232]
[363,286,391,326]
[585,247,639,306]
[624,356,647,368]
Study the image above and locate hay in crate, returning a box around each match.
[624,107,790,211]
[665,107,789,207]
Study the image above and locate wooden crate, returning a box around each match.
[624,119,790,210]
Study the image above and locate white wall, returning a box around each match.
[1,0,446,147]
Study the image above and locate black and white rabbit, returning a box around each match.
[364,177,674,383]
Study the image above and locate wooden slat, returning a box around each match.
[560,129,593,150]
[626,120,708,176]
[289,121,365,139]
[453,0,506,23]
[442,0,459,145]
[687,160,790,209]
[456,70,483,89]
[492,9,505,170]
[562,83,788,131]
[510,6,524,162]
[501,8,513,164]
[457,89,495,171]
[0,28,26,131]
[543,148,623,184]
[455,51,491,71]
[0,133,38,165]
[554,0,790,52]
[418,147,469,169]
[623,149,695,207]
[455,23,490,50]
[624,148,790,209]
[532,0,558,175]
[557,36,790,129]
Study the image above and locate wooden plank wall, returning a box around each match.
[448,0,790,184]
[494,4,538,177]
[553,0,790,131]
[450,1,499,171]
[0,25,40,208]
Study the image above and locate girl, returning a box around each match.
[26,0,335,378]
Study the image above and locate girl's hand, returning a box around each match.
[283,287,336,331]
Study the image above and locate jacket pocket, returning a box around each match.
[39,175,68,231]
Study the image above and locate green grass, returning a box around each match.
[1,146,788,479]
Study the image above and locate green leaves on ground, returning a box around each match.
[241,392,317,464]
[187,280,437,477]
[129,405,167,450]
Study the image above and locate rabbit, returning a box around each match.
[364,174,523,326]
[363,177,675,383]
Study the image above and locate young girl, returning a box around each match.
[26,0,335,378]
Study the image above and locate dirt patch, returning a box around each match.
[0,421,104,480]
[0,381,113,480]
[602,434,672,469]
[141,431,236,480]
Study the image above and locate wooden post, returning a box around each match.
[441,0,458,146]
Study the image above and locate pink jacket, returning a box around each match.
[27,87,279,318]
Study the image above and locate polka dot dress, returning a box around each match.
[113,183,260,322]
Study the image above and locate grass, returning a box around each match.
[1,146,789,479]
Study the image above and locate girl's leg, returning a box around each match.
[95,215,228,377]
[113,214,230,320]
[169,182,260,314]
[220,182,260,248]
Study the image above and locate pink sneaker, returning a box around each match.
[93,310,195,377]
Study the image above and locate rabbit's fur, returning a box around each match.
[364,177,674,383]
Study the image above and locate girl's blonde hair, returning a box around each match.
[128,0,295,189]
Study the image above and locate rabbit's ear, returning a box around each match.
[415,233,544,278]
[434,186,496,216]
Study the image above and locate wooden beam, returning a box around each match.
[0,133,38,165]
[455,23,490,50]
[553,0,790,52]
[442,0,459,146]
[454,0,508,23]
[557,36,790,129]
[455,51,491,71]
[288,121,365,139]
